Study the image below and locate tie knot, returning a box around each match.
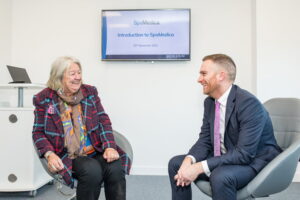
[215,100,220,107]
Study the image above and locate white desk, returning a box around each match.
[0,84,52,196]
[0,83,45,107]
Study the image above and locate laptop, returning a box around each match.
[7,65,32,83]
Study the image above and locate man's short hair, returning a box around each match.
[202,54,236,81]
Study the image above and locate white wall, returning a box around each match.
[0,0,12,73]
[0,0,13,107]
[5,0,254,175]
[0,0,12,84]
[256,0,300,102]
[256,0,300,181]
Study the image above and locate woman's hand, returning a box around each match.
[103,148,120,163]
[47,152,64,173]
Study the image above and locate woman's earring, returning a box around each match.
[58,88,63,95]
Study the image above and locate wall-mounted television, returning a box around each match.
[101,9,191,61]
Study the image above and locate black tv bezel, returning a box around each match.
[101,8,191,61]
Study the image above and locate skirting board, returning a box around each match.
[130,166,168,176]
[131,163,300,182]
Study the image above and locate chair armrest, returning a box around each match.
[33,143,64,184]
[113,130,133,162]
[244,137,300,198]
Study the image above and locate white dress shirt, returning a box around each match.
[188,85,232,176]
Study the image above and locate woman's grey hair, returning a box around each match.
[47,56,82,91]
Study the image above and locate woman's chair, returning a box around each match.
[35,130,133,200]
[194,98,300,200]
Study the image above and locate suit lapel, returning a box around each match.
[47,93,64,134]
[81,98,91,130]
[225,85,236,130]
[45,89,64,134]
[81,95,95,133]
[222,85,236,150]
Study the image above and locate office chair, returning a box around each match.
[194,98,300,200]
[35,130,133,200]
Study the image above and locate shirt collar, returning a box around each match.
[216,85,232,107]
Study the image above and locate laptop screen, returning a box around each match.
[7,65,31,83]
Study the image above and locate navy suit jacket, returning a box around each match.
[188,85,282,173]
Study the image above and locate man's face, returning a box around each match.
[197,60,221,98]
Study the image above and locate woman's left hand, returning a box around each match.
[103,148,120,163]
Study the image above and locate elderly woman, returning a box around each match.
[32,56,130,200]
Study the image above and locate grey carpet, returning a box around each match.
[0,175,299,200]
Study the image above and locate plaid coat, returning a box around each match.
[32,84,131,188]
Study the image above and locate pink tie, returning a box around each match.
[214,101,221,156]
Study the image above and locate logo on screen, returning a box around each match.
[133,20,160,26]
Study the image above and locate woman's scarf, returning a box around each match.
[58,89,88,159]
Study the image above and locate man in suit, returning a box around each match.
[168,54,282,200]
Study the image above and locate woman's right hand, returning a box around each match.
[47,152,64,173]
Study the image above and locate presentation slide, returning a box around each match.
[102,9,190,60]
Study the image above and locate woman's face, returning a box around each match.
[62,62,82,96]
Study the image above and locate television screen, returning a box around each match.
[101,9,191,61]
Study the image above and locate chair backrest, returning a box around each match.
[264,98,300,149]
[238,98,300,198]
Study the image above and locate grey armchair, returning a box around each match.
[195,98,300,200]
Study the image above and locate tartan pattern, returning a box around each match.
[32,84,131,187]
